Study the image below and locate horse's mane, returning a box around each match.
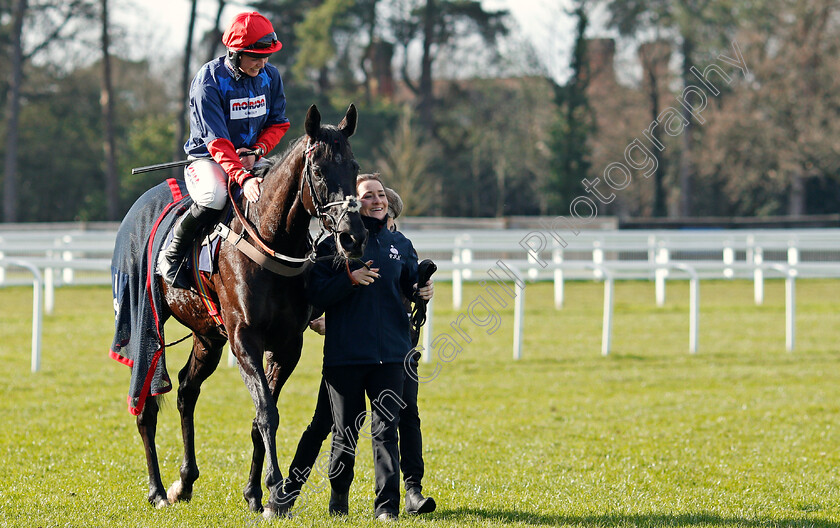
[253,136,305,178]
[252,125,350,180]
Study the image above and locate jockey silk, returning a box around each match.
[184,57,289,159]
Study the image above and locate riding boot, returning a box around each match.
[158,203,215,288]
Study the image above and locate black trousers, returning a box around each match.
[286,362,428,496]
[323,363,405,516]
[285,377,333,496]
[399,360,424,491]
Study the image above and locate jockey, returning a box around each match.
[158,11,290,287]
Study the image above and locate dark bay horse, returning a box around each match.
[135,104,366,517]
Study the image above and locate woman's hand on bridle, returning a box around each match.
[351,260,379,286]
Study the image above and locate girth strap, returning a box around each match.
[214,223,314,277]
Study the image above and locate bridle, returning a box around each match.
[215,135,361,277]
[299,137,361,247]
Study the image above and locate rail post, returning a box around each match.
[0,259,43,372]
[422,295,434,363]
[655,247,669,307]
[553,246,564,309]
[753,246,764,305]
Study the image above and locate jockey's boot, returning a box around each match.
[158,203,215,288]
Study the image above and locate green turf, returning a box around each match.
[1,279,839,527]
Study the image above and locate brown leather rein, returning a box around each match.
[214,139,360,277]
[212,175,315,277]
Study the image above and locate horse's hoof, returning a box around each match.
[244,487,263,513]
[155,498,170,509]
[245,497,263,513]
[167,479,192,504]
[262,506,292,520]
[263,494,295,519]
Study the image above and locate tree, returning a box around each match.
[547,0,594,213]
[431,75,556,217]
[390,0,509,137]
[692,0,840,217]
[604,0,739,216]
[172,0,197,178]
[374,107,437,215]
[203,0,226,64]
[292,0,355,95]
[2,0,96,222]
[3,0,26,222]
[638,39,670,216]
[100,0,119,220]
[249,0,320,74]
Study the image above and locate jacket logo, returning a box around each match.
[230,95,267,120]
[389,245,401,260]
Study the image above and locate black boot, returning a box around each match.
[405,487,435,515]
[158,203,214,288]
[328,489,349,516]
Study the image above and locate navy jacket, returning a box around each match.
[308,216,419,367]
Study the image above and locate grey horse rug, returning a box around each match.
[109,178,191,415]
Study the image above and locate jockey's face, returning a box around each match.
[239,53,270,77]
[358,180,388,221]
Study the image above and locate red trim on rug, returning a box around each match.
[128,346,169,416]
[145,204,177,335]
[167,177,184,202]
[109,349,134,367]
[132,182,184,414]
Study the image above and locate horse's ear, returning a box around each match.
[305,105,321,138]
[338,103,357,138]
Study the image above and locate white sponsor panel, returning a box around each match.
[230,95,267,120]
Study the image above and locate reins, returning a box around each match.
[215,136,360,277]
[215,175,316,277]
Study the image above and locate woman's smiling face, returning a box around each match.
[358,179,389,220]
[239,53,270,77]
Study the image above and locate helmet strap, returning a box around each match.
[226,50,243,80]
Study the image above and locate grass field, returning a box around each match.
[1,279,840,527]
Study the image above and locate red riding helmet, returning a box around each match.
[222,12,283,54]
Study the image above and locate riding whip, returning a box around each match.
[131,150,258,175]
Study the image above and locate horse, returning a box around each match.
[128,104,367,517]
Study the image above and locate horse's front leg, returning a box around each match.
[136,395,168,508]
[244,340,303,514]
[232,331,287,518]
[167,333,226,504]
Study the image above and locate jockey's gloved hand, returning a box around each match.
[237,147,258,170]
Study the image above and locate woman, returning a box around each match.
[307,174,433,520]
[283,185,436,516]
[158,11,290,287]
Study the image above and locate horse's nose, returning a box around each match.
[339,231,366,258]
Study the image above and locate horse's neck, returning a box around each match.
[251,157,311,254]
